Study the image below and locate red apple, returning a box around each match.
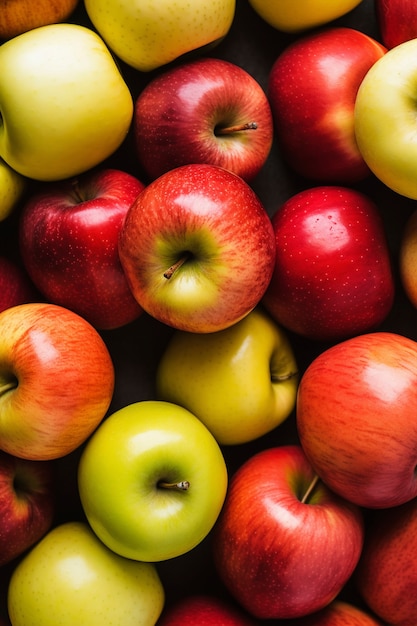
[268,27,386,182]
[0,256,38,313]
[297,331,417,509]
[0,450,54,567]
[118,163,276,333]
[134,57,273,182]
[212,445,364,620]
[157,594,258,625]
[0,0,80,40]
[291,600,385,625]
[19,168,145,330]
[375,0,417,49]
[262,186,394,341]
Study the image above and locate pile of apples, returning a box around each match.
[1,0,417,624]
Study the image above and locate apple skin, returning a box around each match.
[0,158,27,222]
[262,186,394,341]
[0,0,80,40]
[118,164,276,333]
[290,600,385,625]
[157,594,259,626]
[399,208,417,313]
[134,57,273,182]
[0,450,54,568]
[268,28,386,183]
[19,168,144,330]
[78,400,228,562]
[0,257,38,314]
[212,445,364,620]
[0,302,115,461]
[84,0,236,72]
[297,331,417,509]
[375,0,417,49]
[7,521,165,626]
[0,23,133,182]
[155,307,298,445]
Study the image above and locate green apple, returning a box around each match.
[7,521,164,626]
[78,400,228,562]
[84,0,236,72]
[156,308,299,446]
[0,158,26,222]
[0,23,133,182]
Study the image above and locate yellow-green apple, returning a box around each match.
[354,38,417,200]
[7,521,165,626]
[262,186,394,341]
[399,208,417,312]
[84,0,236,72]
[118,164,276,333]
[268,28,386,182]
[0,450,54,567]
[0,302,114,461]
[19,168,144,330]
[0,0,79,40]
[0,257,38,314]
[290,600,385,625]
[212,445,364,620]
[375,0,417,48]
[155,307,298,445]
[355,498,417,626]
[134,57,273,182]
[78,400,228,562]
[157,594,258,625]
[297,331,417,508]
[0,159,27,222]
[247,0,363,33]
[0,23,133,182]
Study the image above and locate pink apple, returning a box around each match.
[268,27,386,182]
[0,256,38,313]
[19,168,145,330]
[157,594,258,625]
[0,450,54,567]
[291,600,385,625]
[212,445,364,620]
[134,57,273,182]
[375,0,417,48]
[297,331,417,509]
[118,163,276,333]
[0,302,115,460]
[262,186,394,341]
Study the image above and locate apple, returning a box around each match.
[118,163,276,333]
[0,450,54,568]
[0,23,133,182]
[290,600,385,625]
[78,400,228,562]
[7,521,165,626]
[399,208,417,313]
[375,0,417,49]
[19,168,145,330]
[134,57,273,182]
[268,27,386,183]
[0,0,80,40]
[355,497,417,626]
[84,0,236,72]
[247,0,364,33]
[354,38,417,200]
[212,445,364,620]
[0,159,27,222]
[296,331,417,509]
[0,302,115,461]
[155,307,298,445]
[157,594,258,625]
[262,186,394,341]
[0,257,38,314]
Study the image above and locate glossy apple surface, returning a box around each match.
[134,57,273,182]
[291,600,384,625]
[0,0,79,40]
[268,28,386,182]
[157,594,258,625]
[7,521,165,626]
[118,164,276,333]
[19,168,144,330]
[0,23,133,181]
[0,159,27,222]
[0,257,38,314]
[78,400,228,562]
[297,331,417,508]
[375,0,417,48]
[156,307,298,445]
[212,445,364,620]
[0,302,114,460]
[262,186,394,341]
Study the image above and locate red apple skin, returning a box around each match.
[212,445,364,620]
[297,332,417,509]
[355,497,417,626]
[19,168,145,330]
[262,186,394,341]
[134,57,273,182]
[290,600,385,625]
[0,256,39,313]
[0,0,80,40]
[268,27,386,182]
[375,0,417,49]
[157,594,259,625]
[0,450,54,567]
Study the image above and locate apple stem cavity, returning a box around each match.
[158,480,190,491]
[164,254,190,279]
[271,370,298,382]
[301,474,321,504]
[215,121,258,136]
[0,377,18,396]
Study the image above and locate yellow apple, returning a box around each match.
[84,0,236,72]
[400,208,417,310]
[0,0,80,40]
[0,158,26,221]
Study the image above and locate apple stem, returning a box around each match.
[301,474,321,504]
[164,255,189,279]
[158,480,190,491]
[216,121,258,135]
[0,380,17,396]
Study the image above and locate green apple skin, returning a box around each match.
[7,521,165,626]
[354,38,417,200]
[156,308,299,446]
[0,23,133,182]
[0,158,27,222]
[84,0,236,72]
[78,400,228,562]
